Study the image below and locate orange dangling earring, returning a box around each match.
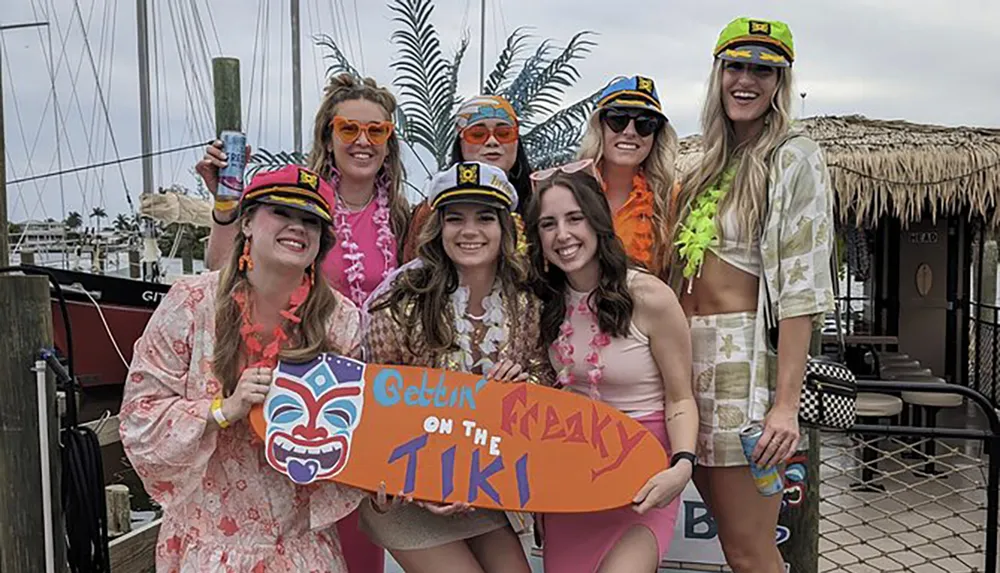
[308,263,316,288]
[543,259,550,274]
[238,238,254,272]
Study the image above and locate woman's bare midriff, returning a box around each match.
[680,253,759,317]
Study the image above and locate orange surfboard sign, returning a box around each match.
[249,353,668,513]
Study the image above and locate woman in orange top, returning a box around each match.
[577,75,678,278]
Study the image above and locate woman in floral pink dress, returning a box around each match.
[196,73,408,572]
[120,165,365,572]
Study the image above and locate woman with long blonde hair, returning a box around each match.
[577,75,678,278]
[667,18,834,573]
[120,166,366,571]
[196,73,409,571]
[361,162,550,573]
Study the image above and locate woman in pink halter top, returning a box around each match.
[525,167,699,572]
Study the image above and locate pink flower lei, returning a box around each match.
[551,293,612,399]
[329,167,398,307]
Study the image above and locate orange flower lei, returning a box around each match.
[606,173,655,268]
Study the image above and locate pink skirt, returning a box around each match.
[540,412,679,573]
[336,508,385,573]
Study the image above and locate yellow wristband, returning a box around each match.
[214,199,238,213]
[211,396,230,429]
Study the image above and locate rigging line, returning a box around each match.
[10,141,214,185]
[170,2,207,135]
[279,3,285,151]
[245,0,265,135]
[332,0,354,68]
[71,0,134,209]
[258,4,270,145]
[351,0,365,73]
[201,0,223,54]
[0,30,52,220]
[166,3,209,143]
[176,2,214,133]
[152,0,164,185]
[460,0,472,34]
[89,0,113,200]
[24,0,92,211]
[65,0,117,210]
[189,0,217,110]
[305,0,322,99]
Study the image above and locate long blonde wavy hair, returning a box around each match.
[577,110,678,277]
[307,73,409,257]
[667,60,795,282]
[213,205,340,396]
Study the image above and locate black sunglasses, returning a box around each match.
[600,108,664,137]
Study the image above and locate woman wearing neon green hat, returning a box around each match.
[666,17,834,573]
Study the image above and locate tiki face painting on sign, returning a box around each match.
[264,354,366,485]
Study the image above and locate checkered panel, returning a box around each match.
[799,360,857,430]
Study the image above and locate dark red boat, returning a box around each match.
[25,265,171,387]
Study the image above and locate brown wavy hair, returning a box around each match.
[525,171,635,347]
[577,107,678,278]
[307,73,409,259]
[371,206,529,357]
[212,205,341,395]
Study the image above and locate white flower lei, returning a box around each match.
[448,282,506,374]
[330,169,397,308]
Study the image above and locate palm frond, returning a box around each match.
[315,34,361,79]
[502,40,554,118]
[502,31,597,126]
[247,148,307,181]
[389,0,463,168]
[483,27,531,95]
[521,90,600,154]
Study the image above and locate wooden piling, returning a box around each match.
[778,330,823,573]
[0,275,64,571]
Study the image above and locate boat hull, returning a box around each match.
[24,265,171,387]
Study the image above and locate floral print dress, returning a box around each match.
[119,272,366,572]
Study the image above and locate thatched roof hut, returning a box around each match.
[677,114,1000,227]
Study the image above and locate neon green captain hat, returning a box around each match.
[714,17,794,68]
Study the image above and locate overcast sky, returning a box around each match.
[4,0,999,224]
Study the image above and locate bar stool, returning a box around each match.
[882,367,933,380]
[851,391,903,492]
[900,387,963,477]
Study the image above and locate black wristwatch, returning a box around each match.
[671,451,697,468]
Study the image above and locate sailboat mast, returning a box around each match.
[479,0,486,92]
[291,0,302,154]
[137,0,153,195]
[136,0,159,281]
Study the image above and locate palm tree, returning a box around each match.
[65,211,82,230]
[252,0,599,186]
[113,213,132,233]
[90,207,108,231]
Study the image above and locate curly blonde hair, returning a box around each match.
[666,60,795,281]
[577,110,678,277]
[307,73,409,252]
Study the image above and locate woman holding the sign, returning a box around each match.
[360,162,548,573]
[196,72,408,572]
[666,18,834,573]
[120,166,367,572]
[526,166,698,572]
